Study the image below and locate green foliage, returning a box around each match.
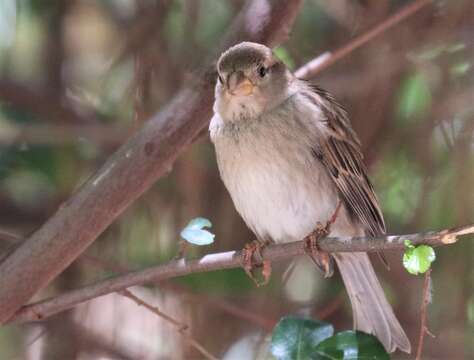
[195,0,232,47]
[403,240,436,275]
[373,152,423,226]
[274,47,295,70]
[163,1,186,50]
[450,62,471,77]
[0,327,23,358]
[180,217,215,246]
[467,297,474,327]
[271,316,333,360]
[315,331,389,360]
[271,317,389,360]
[291,1,332,57]
[396,72,432,122]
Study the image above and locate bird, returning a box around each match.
[209,41,411,353]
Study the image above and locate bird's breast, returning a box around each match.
[211,106,340,243]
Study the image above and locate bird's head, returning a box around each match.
[214,42,293,122]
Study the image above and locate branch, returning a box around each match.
[415,269,434,360]
[0,79,98,124]
[0,0,304,324]
[295,0,433,79]
[0,123,128,147]
[9,224,473,324]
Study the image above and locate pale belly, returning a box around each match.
[213,130,340,243]
[232,163,337,243]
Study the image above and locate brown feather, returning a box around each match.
[302,85,410,352]
[303,84,386,238]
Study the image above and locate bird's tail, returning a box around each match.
[334,252,411,353]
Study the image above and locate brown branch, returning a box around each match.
[0,79,98,124]
[416,269,435,360]
[83,254,276,330]
[295,0,433,79]
[0,123,128,147]
[120,289,186,329]
[8,224,473,325]
[0,0,304,324]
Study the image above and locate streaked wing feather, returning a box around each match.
[304,84,385,237]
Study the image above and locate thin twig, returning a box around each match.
[8,224,474,324]
[119,289,218,360]
[120,289,186,329]
[24,326,48,350]
[416,269,434,360]
[83,254,275,330]
[295,0,433,79]
[181,336,219,360]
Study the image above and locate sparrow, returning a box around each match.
[209,42,411,353]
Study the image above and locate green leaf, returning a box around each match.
[396,72,431,122]
[271,316,334,360]
[274,46,295,70]
[180,217,215,246]
[450,62,471,77]
[404,239,414,249]
[403,242,436,275]
[314,331,390,360]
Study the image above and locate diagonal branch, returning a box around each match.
[8,224,473,324]
[0,0,304,324]
[415,269,434,360]
[295,0,433,79]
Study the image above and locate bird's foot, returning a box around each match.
[241,240,272,287]
[304,201,343,277]
[304,223,334,278]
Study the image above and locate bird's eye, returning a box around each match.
[258,66,267,78]
[218,74,224,84]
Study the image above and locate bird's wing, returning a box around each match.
[302,84,385,237]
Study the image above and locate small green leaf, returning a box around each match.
[404,239,414,249]
[271,316,333,360]
[314,331,389,360]
[396,72,431,122]
[450,62,471,77]
[274,46,295,70]
[180,217,215,246]
[403,243,436,275]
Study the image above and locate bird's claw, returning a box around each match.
[241,240,271,287]
[304,222,334,278]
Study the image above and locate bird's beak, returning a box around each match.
[227,71,254,96]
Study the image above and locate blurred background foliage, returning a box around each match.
[0,0,472,359]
